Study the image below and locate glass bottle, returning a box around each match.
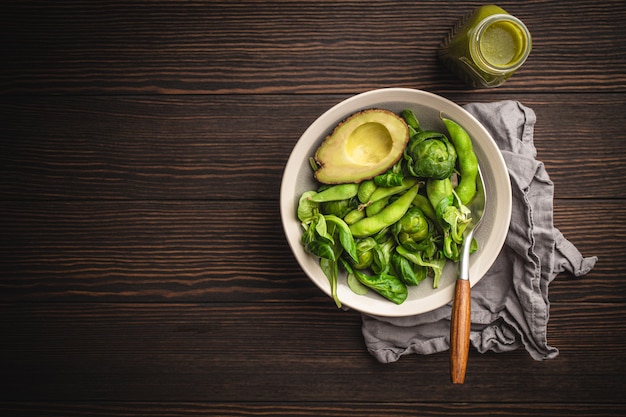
[439,5,532,88]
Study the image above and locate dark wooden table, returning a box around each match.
[2,1,625,416]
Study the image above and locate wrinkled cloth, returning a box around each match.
[362,101,597,363]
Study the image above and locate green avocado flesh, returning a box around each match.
[314,109,409,184]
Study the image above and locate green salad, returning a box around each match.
[297,109,479,307]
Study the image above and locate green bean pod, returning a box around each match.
[343,208,365,225]
[349,184,420,238]
[441,116,478,205]
[412,193,437,222]
[357,180,377,204]
[365,196,389,217]
[426,177,453,212]
[309,183,359,203]
[367,178,418,205]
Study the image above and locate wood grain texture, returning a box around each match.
[1,402,624,417]
[1,94,625,200]
[0,199,621,302]
[1,1,625,94]
[449,279,471,384]
[0,302,624,403]
[1,1,625,415]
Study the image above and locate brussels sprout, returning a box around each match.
[350,237,377,270]
[404,130,457,179]
[392,207,432,251]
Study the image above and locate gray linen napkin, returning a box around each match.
[361,100,598,363]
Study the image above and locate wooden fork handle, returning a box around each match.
[450,279,471,384]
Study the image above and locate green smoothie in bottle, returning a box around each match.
[439,5,532,88]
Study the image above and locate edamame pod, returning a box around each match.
[367,178,418,205]
[426,177,453,212]
[412,193,438,222]
[365,196,389,217]
[349,184,420,238]
[441,116,478,205]
[309,183,359,203]
[357,180,377,204]
[343,208,365,225]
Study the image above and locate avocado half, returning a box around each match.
[314,109,409,184]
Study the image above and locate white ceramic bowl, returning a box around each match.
[280,88,511,317]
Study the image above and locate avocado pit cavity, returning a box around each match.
[346,122,393,166]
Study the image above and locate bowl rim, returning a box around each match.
[280,87,512,317]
